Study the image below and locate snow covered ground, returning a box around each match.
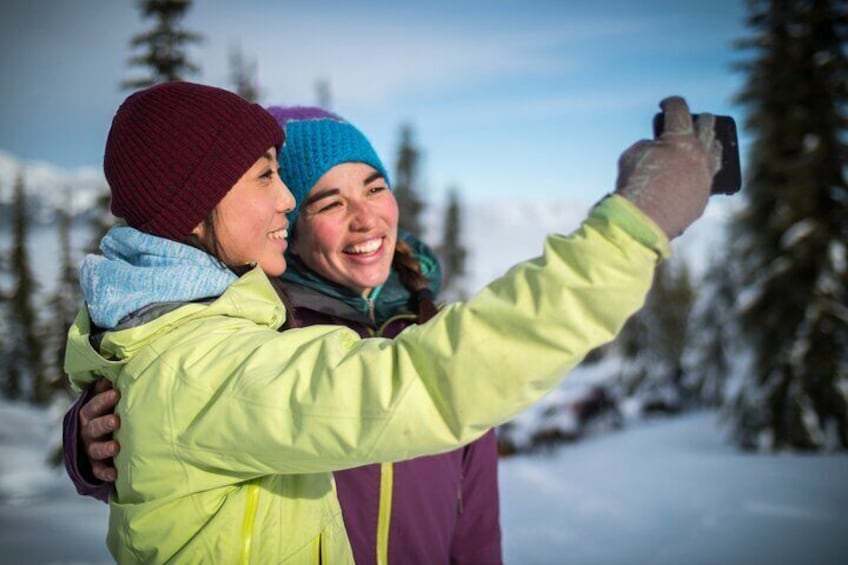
[500,412,848,564]
[1,399,845,564]
[0,399,110,564]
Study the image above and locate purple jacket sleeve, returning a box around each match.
[62,388,112,503]
[450,428,503,564]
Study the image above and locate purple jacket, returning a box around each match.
[62,282,502,564]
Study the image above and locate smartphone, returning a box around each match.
[652,113,742,195]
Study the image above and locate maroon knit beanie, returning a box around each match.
[104,81,284,241]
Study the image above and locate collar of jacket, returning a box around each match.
[280,230,442,326]
[66,266,285,391]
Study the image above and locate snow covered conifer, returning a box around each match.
[437,188,468,300]
[721,0,848,450]
[393,124,426,238]
[4,170,43,402]
[122,0,203,90]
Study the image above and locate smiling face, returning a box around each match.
[192,147,295,277]
[291,162,399,295]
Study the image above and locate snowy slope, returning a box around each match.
[0,400,110,564]
[1,398,846,565]
[500,408,848,565]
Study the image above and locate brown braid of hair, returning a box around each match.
[393,239,439,323]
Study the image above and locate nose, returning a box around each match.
[349,199,377,230]
[274,175,296,215]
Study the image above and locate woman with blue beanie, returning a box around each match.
[62,80,720,562]
[270,105,501,563]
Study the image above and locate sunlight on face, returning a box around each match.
[292,162,399,295]
[192,148,295,277]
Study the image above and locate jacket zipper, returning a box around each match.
[376,462,394,565]
[457,469,464,515]
[368,313,416,565]
[240,480,326,564]
[366,297,376,326]
[239,480,261,565]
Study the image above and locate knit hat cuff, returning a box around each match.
[277,119,389,223]
[143,103,284,241]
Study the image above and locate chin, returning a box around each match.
[263,261,287,278]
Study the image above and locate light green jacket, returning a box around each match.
[65,195,669,564]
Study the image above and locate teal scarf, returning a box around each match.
[281,231,442,326]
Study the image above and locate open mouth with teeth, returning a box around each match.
[268,228,288,240]
[344,237,383,255]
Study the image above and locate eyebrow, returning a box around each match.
[252,151,275,174]
[364,171,385,185]
[304,188,340,207]
[303,171,387,207]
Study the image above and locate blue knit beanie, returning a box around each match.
[266,106,389,229]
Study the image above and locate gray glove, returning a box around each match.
[615,96,722,239]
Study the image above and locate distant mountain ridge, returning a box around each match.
[0,149,106,223]
[0,149,734,289]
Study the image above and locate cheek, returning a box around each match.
[382,197,400,229]
[295,219,338,259]
[221,196,264,226]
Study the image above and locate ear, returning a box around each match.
[191,221,206,240]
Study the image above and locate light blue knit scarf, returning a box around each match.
[80,225,237,329]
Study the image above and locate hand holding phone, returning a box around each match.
[653,112,742,195]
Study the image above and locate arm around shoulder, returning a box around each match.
[62,389,112,503]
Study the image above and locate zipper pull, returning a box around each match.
[366,297,376,325]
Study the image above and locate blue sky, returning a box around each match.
[0,0,749,205]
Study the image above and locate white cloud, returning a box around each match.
[190,4,663,108]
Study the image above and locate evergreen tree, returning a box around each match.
[41,189,79,401]
[0,180,8,393]
[0,290,7,397]
[436,188,468,299]
[682,254,738,408]
[315,79,332,109]
[614,259,695,413]
[723,0,848,450]
[4,170,43,402]
[230,45,260,102]
[85,183,115,255]
[393,124,425,238]
[122,0,202,90]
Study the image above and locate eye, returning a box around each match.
[260,167,279,180]
[368,185,388,195]
[316,200,342,213]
